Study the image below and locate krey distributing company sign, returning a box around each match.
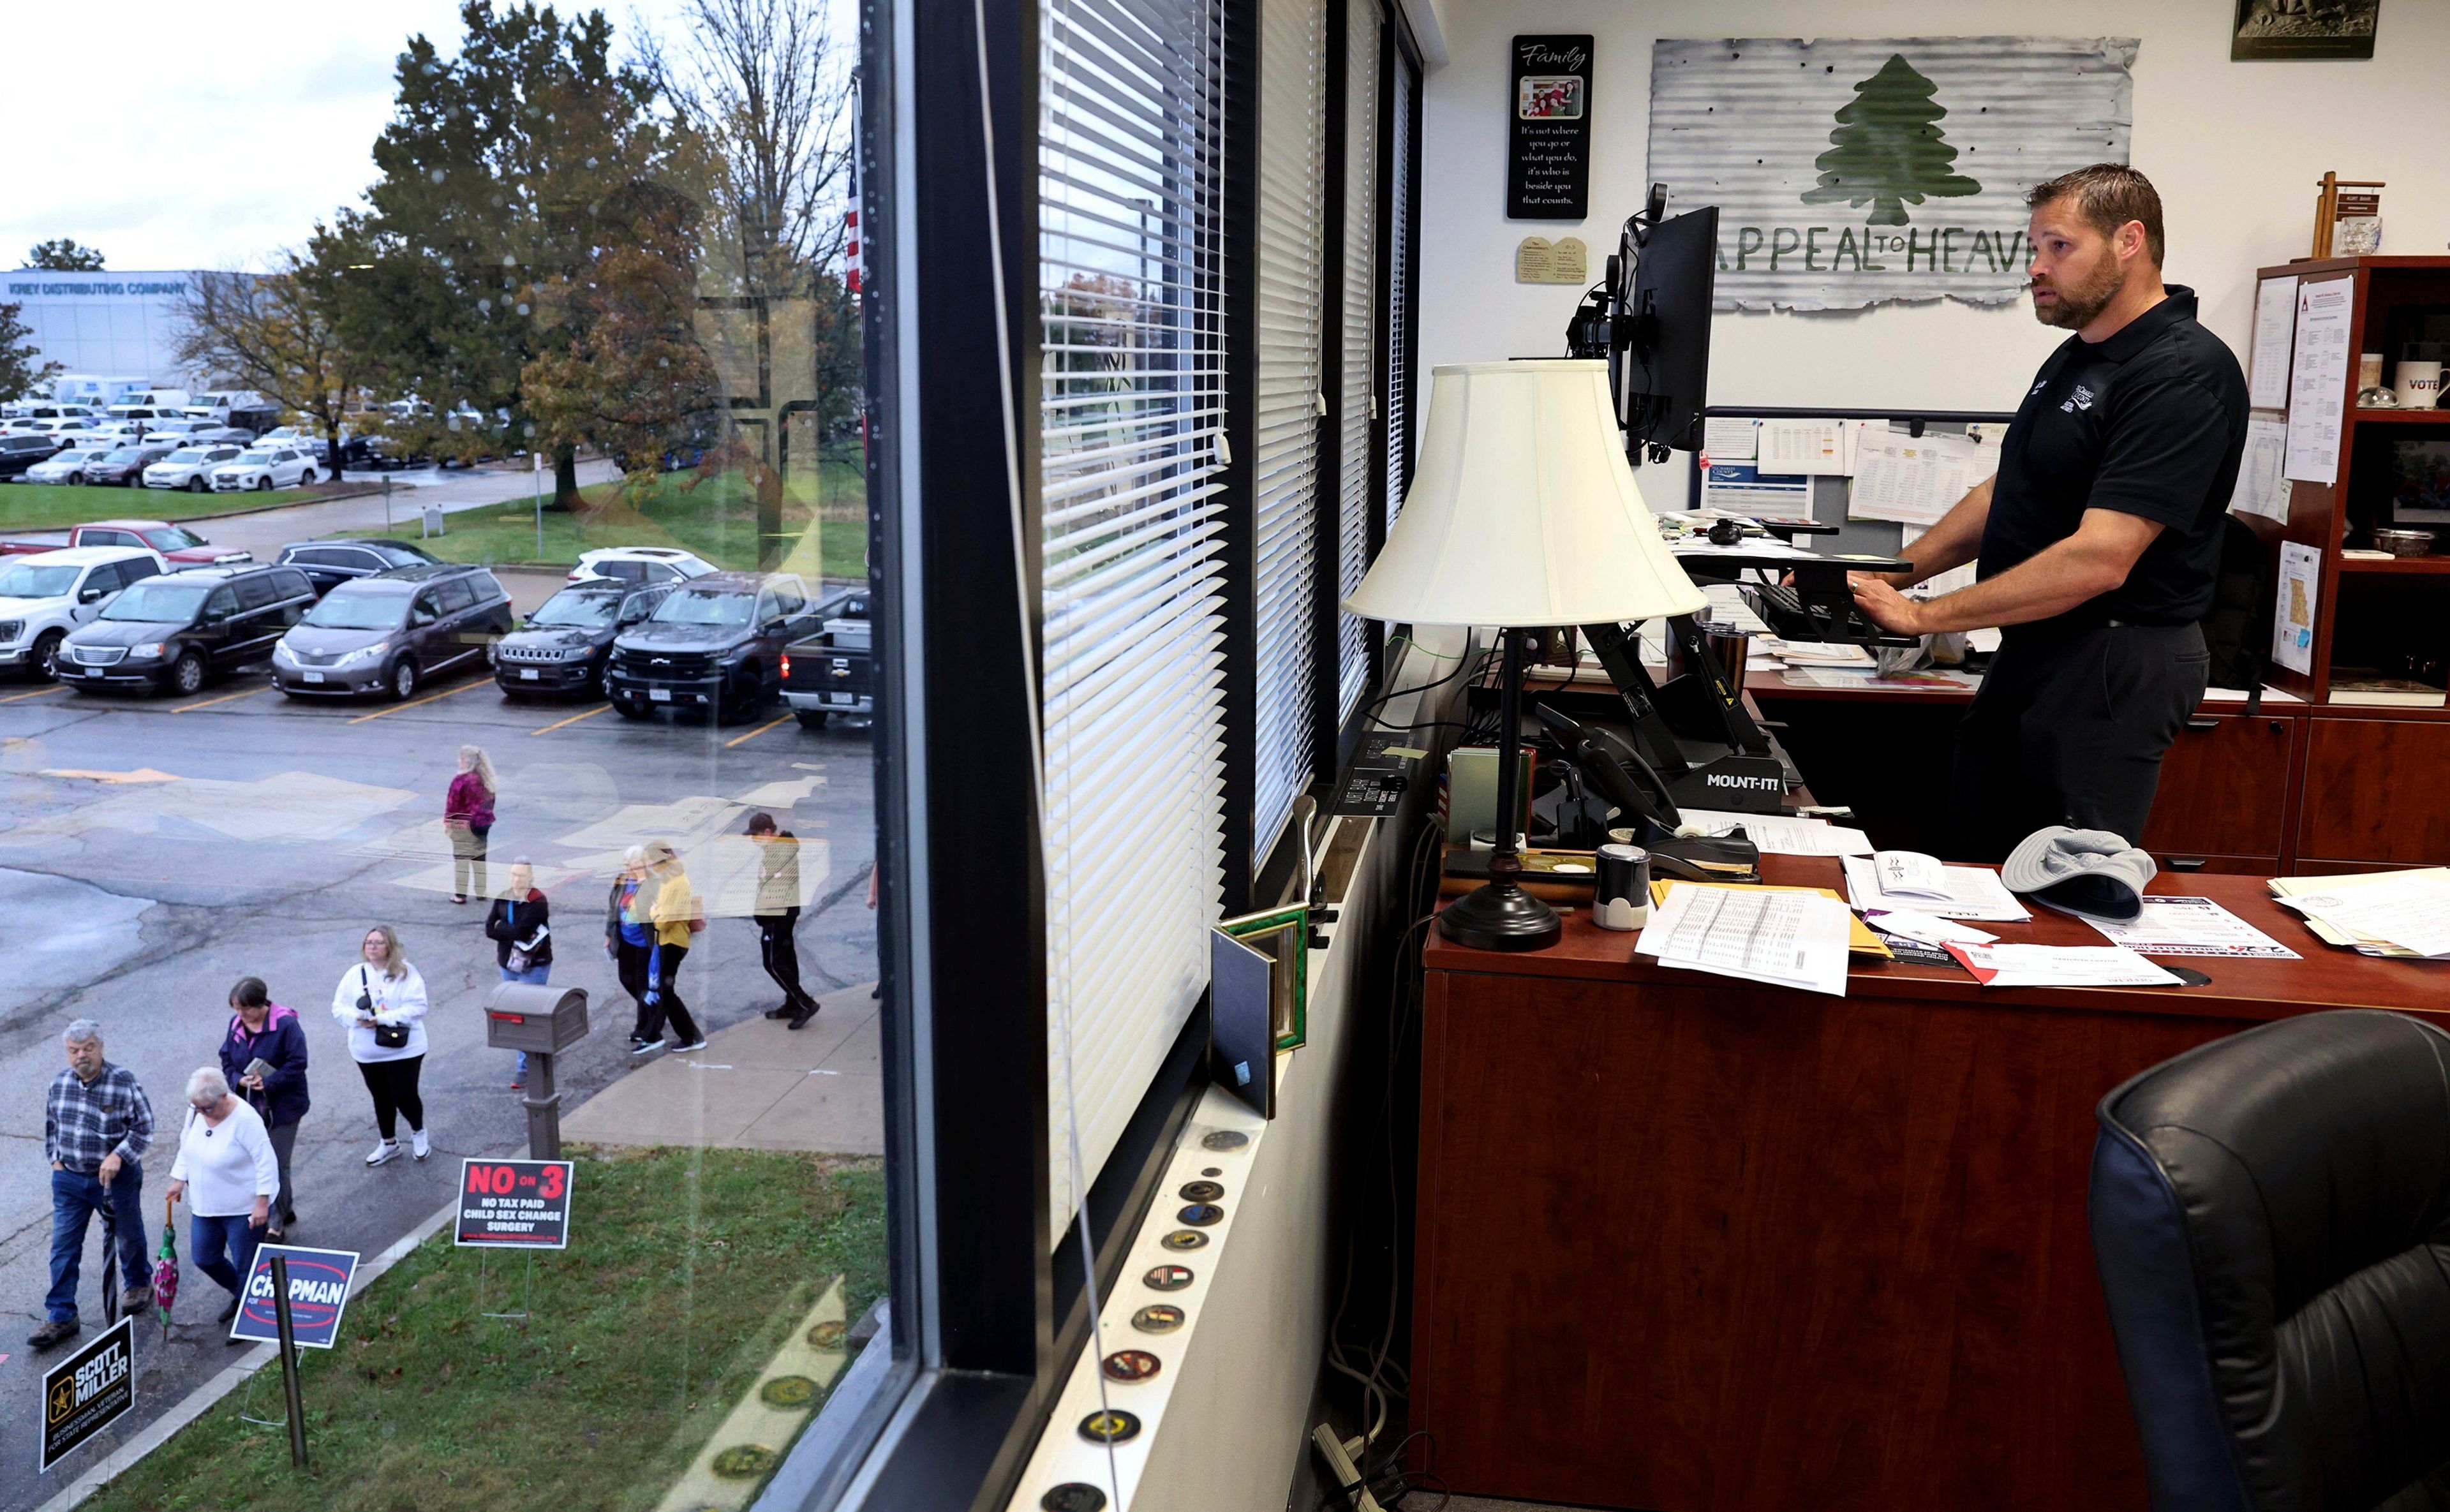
[4,279,190,298]
[1646,36,2139,312]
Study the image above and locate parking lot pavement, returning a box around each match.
[0,664,875,1505]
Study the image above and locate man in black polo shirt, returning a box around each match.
[1848,165,2246,860]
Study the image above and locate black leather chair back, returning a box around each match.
[2092,1010,2450,1512]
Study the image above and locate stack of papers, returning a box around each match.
[1942,943,2185,989]
[1757,637,1873,668]
[1842,855,2030,922]
[1637,884,1853,997]
[2270,870,2450,959]
[2080,897,2299,959]
[1675,808,1874,857]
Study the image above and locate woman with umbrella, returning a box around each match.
[164,1067,279,1330]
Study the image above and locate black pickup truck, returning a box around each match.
[780,588,872,729]
[605,571,828,722]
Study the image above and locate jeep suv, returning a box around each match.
[605,571,824,722]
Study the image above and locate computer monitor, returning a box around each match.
[1564,191,1717,465]
[1619,205,1715,458]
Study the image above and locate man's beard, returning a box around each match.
[2031,258,2125,330]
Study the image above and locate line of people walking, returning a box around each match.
[27,756,826,1353]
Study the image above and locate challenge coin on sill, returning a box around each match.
[1201,1166,1222,1178]
[1177,1203,1224,1226]
[1200,1130,1249,1151]
[1132,1303,1185,1333]
[1178,1180,1224,1203]
[1041,1485,1107,1512]
[1144,1264,1195,1291]
[1102,1349,1162,1382]
[1080,1409,1142,1445]
[1160,1229,1208,1251]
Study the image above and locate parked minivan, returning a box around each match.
[58,563,316,697]
[272,563,514,700]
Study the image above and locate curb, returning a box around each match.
[170,485,383,523]
[35,1195,462,1512]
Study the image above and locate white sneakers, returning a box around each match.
[412,1129,431,1161]
[366,1139,402,1166]
[672,1038,709,1053]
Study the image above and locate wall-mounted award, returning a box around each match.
[1506,34,1594,220]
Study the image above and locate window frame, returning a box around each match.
[766,0,1426,1503]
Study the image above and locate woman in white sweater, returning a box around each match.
[165,1066,279,1325]
[331,923,431,1167]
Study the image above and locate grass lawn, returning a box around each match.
[0,482,318,531]
[80,1146,886,1512]
[376,462,868,581]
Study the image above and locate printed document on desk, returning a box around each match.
[1943,942,2185,988]
[1675,808,1874,857]
[2081,896,2301,958]
[1637,884,1852,997]
[2279,871,2450,958]
[1843,854,2030,921]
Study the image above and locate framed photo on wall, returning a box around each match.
[2232,0,2379,61]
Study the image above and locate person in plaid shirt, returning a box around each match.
[31,1019,154,1351]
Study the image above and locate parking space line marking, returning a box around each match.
[531,703,612,736]
[0,685,68,705]
[724,713,795,749]
[346,678,488,724]
[174,685,269,713]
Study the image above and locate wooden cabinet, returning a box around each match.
[2297,715,2450,865]
[2140,709,2299,864]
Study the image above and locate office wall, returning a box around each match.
[1416,0,2450,412]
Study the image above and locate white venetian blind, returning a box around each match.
[1384,48,1416,528]
[1251,0,1326,863]
[1039,0,1229,1227]
[1333,0,1381,721]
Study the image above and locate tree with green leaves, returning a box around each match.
[0,300,62,400]
[174,262,366,479]
[1800,54,1980,227]
[316,1,700,506]
[23,239,105,271]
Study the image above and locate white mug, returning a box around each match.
[2396,360,2445,411]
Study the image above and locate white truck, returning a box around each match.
[0,545,170,681]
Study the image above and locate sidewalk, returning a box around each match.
[560,981,884,1154]
[196,458,621,565]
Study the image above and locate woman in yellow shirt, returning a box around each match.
[632,841,707,1055]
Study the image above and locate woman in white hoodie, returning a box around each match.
[331,923,431,1166]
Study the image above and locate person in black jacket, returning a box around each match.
[484,859,553,1090]
[216,977,309,1242]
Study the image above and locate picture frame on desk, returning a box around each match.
[1217,903,1309,1052]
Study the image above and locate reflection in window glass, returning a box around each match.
[11,4,885,1509]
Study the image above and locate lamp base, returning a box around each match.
[1437,878,1562,952]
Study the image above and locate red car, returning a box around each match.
[0,519,251,567]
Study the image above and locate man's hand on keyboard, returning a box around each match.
[1847,572,1927,635]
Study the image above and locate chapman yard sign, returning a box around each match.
[1647,36,2139,312]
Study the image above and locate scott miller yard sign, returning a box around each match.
[1647,37,2139,312]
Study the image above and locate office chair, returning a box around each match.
[2091,1010,2450,1512]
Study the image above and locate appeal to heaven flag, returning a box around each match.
[1647,37,2139,312]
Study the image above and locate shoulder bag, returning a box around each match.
[360,965,410,1050]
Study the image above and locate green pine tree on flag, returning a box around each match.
[1800,54,1981,226]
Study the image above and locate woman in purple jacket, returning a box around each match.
[445,745,498,904]
[216,977,309,1243]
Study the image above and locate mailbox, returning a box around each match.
[484,983,588,1055]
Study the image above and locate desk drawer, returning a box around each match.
[2141,711,2296,857]
[2147,852,2280,877]
[2298,717,2450,864]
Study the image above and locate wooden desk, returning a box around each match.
[1411,858,2441,1511]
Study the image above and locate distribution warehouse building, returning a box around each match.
[2,269,223,387]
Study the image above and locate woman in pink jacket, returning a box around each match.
[445,745,498,904]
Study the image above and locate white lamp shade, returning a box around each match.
[1345,359,1706,628]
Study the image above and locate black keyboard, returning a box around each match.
[1742,581,1919,648]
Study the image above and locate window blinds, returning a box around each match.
[1039,0,1229,1229]
[1251,0,1326,863]
[1333,0,1381,722]
[1384,48,1416,527]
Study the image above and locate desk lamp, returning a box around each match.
[1346,359,1706,951]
